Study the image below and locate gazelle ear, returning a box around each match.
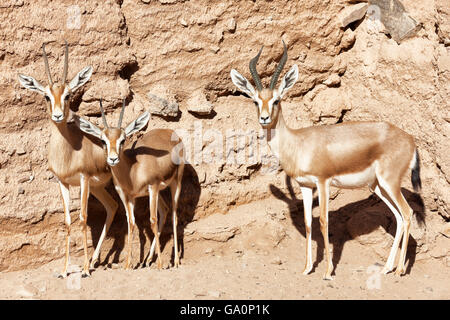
[77,116,103,139]
[230,69,256,98]
[278,64,298,98]
[125,111,150,136]
[18,74,46,94]
[69,66,93,92]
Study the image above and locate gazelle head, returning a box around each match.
[78,99,150,166]
[18,41,93,124]
[230,41,299,129]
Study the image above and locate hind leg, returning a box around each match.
[90,186,118,269]
[393,192,413,275]
[147,196,169,267]
[170,165,184,267]
[300,186,313,275]
[373,183,403,274]
[376,174,413,276]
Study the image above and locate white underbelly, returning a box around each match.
[330,165,376,189]
[59,173,110,187]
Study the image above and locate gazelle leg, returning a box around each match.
[317,180,333,280]
[149,184,163,269]
[300,186,313,275]
[148,196,169,267]
[373,185,403,274]
[58,181,71,278]
[89,186,119,268]
[124,200,136,270]
[114,185,135,270]
[79,175,91,277]
[170,166,183,267]
[377,175,413,276]
[393,192,413,275]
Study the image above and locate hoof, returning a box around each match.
[381,266,393,275]
[323,274,333,281]
[302,266,312,275]
[90,259,99,269]
[81,270,91,278]
[394,268,405,276]
[57,272,68,279]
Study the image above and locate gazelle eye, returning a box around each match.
[253,101,258,107]
[64,94,70,101]
[273,99,280,105]
[45,96,50,102]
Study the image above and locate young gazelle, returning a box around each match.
[77,100,185,269]
[18,41,119,277]
[230,41,421,280]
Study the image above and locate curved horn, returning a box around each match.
[118,98,126,128]
[99,98,108,128]
[249,46,263,91]
[269,40,288,90]
[62,40,69,83]
[42,43,53,85]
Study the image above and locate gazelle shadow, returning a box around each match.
[86,163,200,270]
[269,176,425,276]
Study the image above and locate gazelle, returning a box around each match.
[230,41,421,280]
[18,41,119,277]
[77,99,185,270]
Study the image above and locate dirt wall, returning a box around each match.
[0,0,448,272]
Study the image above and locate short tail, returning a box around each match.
[411,149,422,192]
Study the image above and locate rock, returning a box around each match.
[340,28,356,50]
[369,0,420,43]
[18,177,29,183]
[270,257,282,265]
[323,74,341,86]
[180,18,188,27]
[338,3,369,28]
[147,84,179,118]
[16,148,26,155]
[186,89,214,115]
[227,18,237,32]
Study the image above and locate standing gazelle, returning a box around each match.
[18,41,119,277]
[77,100,185,270]
[230,41,421,279]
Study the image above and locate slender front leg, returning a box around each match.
[79,175,91,277]
[149,184,162,269]
[58,180,71,278]
[90,186,119,268]
[114,185,135,270]
[125,200,136,270]
[317,180,333,280]
[300,186,313,275]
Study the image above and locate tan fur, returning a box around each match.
[102,127,185,269]
[258,94,416,279]
[274,102,416,278]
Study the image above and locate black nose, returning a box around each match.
[260,116,269,121]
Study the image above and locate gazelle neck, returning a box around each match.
[264,104,292,150]
[110,148,133,188]
[263,104,303,177]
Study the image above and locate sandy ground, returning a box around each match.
[0,197,448,300]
